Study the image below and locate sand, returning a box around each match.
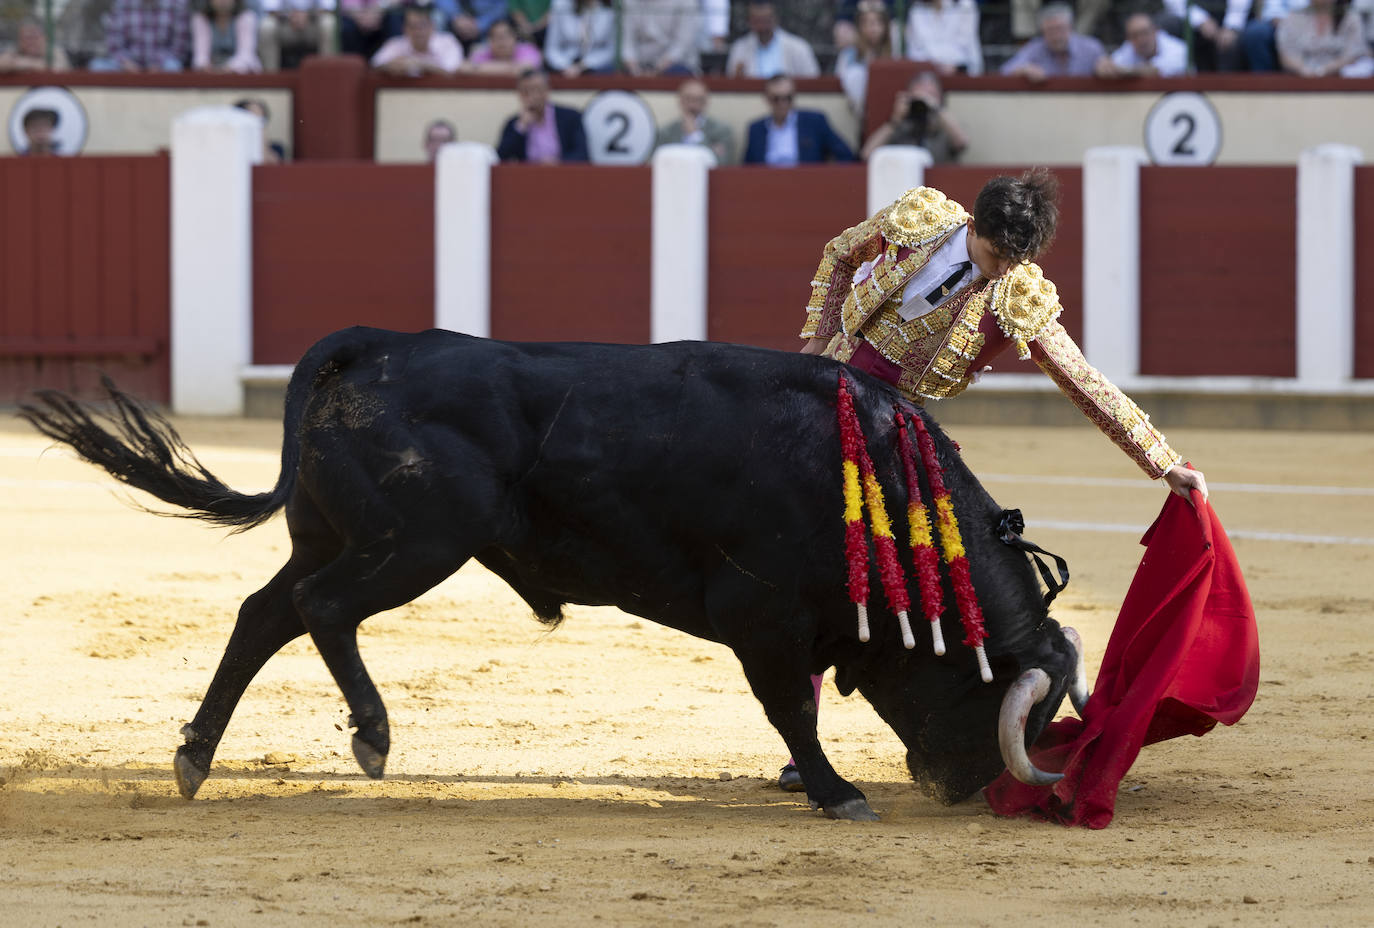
[2,412,1372,927]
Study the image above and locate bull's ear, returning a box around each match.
[834,665,860,697]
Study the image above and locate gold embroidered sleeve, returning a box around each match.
[800,208,888,342]
[1031,321,1181,479]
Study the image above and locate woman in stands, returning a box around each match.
[192,0,262,72]
[1275,0,1374,77]
[465,16,543,74]
[543,0,616,77]
[835,0,896,116]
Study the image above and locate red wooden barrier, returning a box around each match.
[707,165,866,351]
[252,162,435,365]
[490,165,651,342]
[1355,166,1374,380]
[1139,167,1296,377]
[0,155,170,402]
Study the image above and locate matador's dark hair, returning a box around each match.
[972,168,1060,264]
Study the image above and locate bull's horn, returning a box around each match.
[997,668,1063,786]
[1061,626,1091,717]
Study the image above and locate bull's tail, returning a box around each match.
[18,375,296,532]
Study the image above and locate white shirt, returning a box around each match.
[1162,0,1251,31]
[904,0,984,76]
[764,111,799,167]
[895,224,976,320]
[1110,29,1189,76]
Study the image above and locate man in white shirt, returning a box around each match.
[370,1,463,77]
[725,1,820,78]
[1096,10,1189,78]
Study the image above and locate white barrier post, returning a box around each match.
[170,106,261,415]
[651,144,715,343]
[867,146,931,217]
[1297,143,1363,387]
[435,141,499,337]
[1082,146,1146,382]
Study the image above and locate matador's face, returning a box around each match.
[965,219,1017,281]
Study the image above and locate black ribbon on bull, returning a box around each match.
[997,509,1070,606]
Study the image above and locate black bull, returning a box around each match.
[20,327,1084,821]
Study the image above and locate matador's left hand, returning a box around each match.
[1164,465,1208,504]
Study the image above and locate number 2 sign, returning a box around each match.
[582,90,657,166]
[1144,92,1222,166]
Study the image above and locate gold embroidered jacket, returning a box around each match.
[800,186,1180,479]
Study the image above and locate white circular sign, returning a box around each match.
[582,90,656,166]
[1144,92,1221,166]
[7,86,88,157]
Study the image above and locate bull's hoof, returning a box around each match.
[351,734,387,779]
[778,764,806,793]
[822,798,880,822]
[174,750,208,800]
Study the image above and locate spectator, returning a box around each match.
[835,0,894,114]
[372,1,464,75]
[192,0,262,72]
[999,3,1104,79]
[701,0,730,54]
[833,0,895,55]
[0,18,72,71]
[340,0,394,58]
[743,74,854,166]
[19,108,60,156]
[89,0,192,71]
[543,0,615,75]
[258,0,338,71]
[655,78,734,163]
[858,70,966,162]
[1095,9,1188,78]
[496,68,589,162]
[423,118,457,159]
[1007,0,1111,42]
[1243,0,1310,72]
[508,0,551,46]
[904,0,983,76]
[448,0,509,47]
[235,97,287,162]
[465,16,542,72]
[1277,0,1374,75]
[621,0,700,76]
[1160,0,1249,71]
[726,1,820,78]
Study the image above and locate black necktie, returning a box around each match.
[923,261,972,305]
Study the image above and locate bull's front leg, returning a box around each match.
[733,649,878,822]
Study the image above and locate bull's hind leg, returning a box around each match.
[175,559,312,799]
[291,537,468,780]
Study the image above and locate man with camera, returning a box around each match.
[859,71,968,163]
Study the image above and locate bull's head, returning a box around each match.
[846,621,1089,804]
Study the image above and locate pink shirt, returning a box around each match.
[525,104,561,164]
[370,33,464,75]
[469,41,543,68]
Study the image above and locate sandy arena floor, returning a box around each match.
[1,411,1372,927]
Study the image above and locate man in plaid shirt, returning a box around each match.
[90,0,192,71]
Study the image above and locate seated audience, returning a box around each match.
[508,0,551,47]
[905,0,983,76]
[1277,0,1374,75]
[89,0,192,71]
[340,0,395,59]
[1160,0,1249,70]
[833,0,895,53]
[423,118,457,159]
[655,78,735,164]
[496,68,589,162]
[372,1,464,76]
[999,3,1104,79]
[19,108,61,155]
[621,0,700,76]
[1095,9,1189,78]
[743,75,854,166]
[192,0,262,72]
[258,0,337,70]
[0,18,71,71]
[234,97,287,162]
[447,0,509,48]
[726,1,820,78]
[465,16,542,72]
[543,0,615,76]
[835,0,895,114]
[859,70,967,163]
[1243,0,1309,72]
